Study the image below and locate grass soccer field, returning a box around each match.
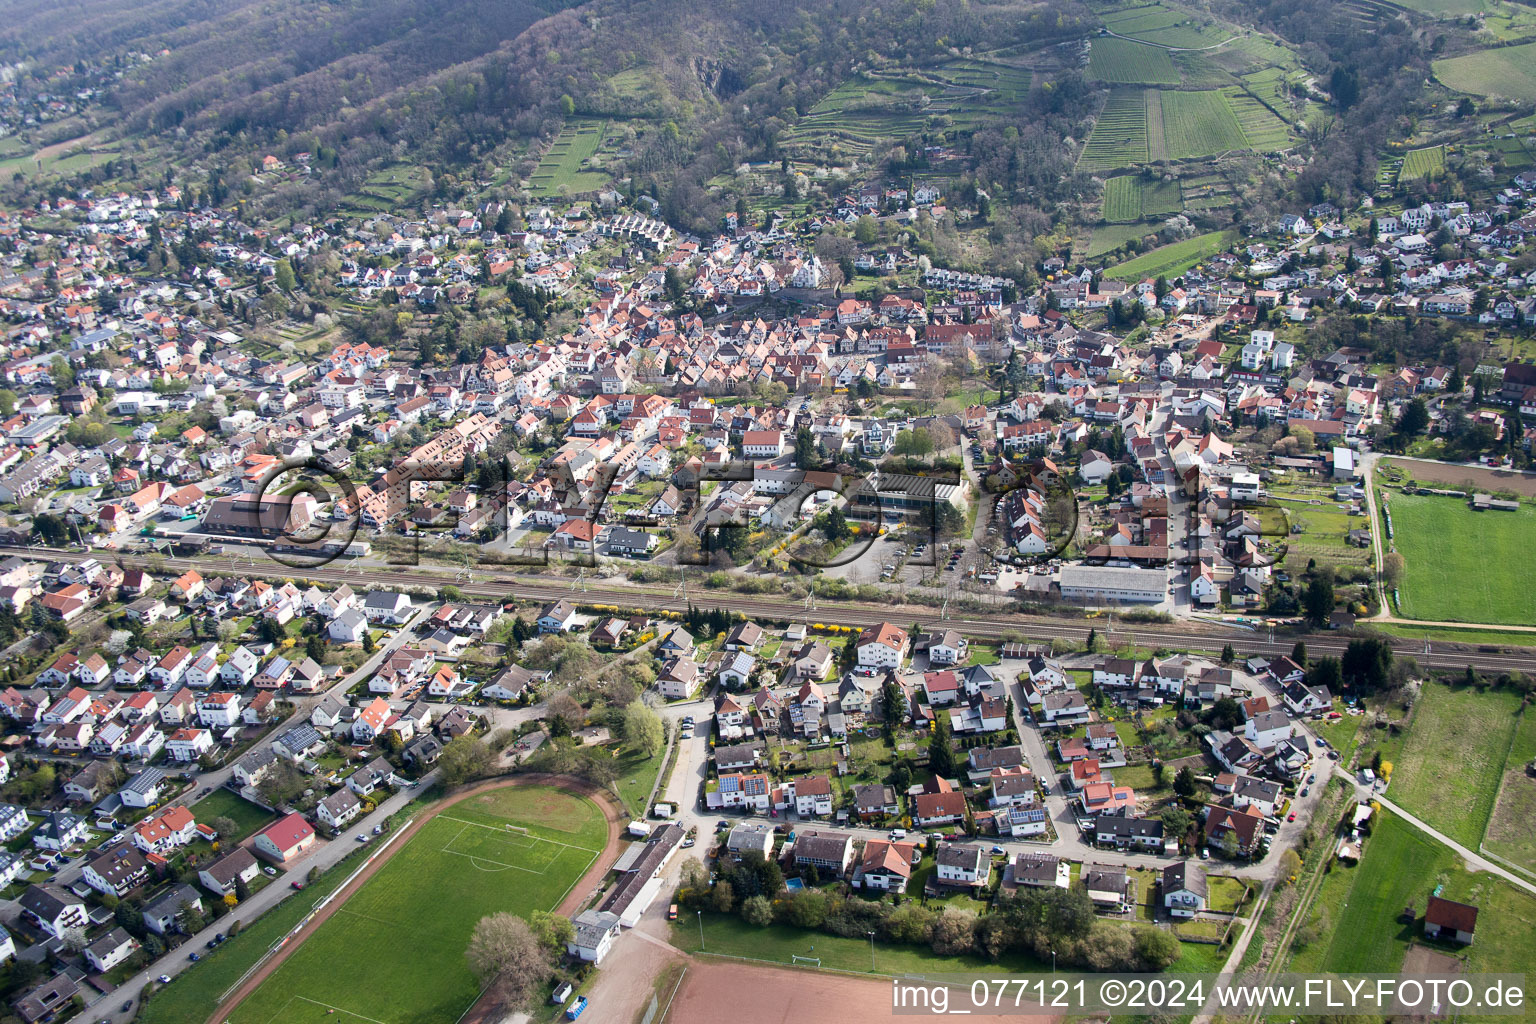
[1387,492,1536,625]
[225,786,607,1024]
[1434,42,1536,103]
[1387,679,1525,852]
[1088,37,1181,84]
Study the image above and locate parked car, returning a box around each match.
[291,880,305,890]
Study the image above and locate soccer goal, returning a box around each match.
[790,955,821,967]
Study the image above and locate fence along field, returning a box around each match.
[223,786,607,1024]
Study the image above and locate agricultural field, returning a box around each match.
[1387,492,1536,625]
[1387,679,1525,852]
[1269,480,1374,573]
[1079,86,1288,170]
[931,59,1034,104]
[1435,42,1536,104]
[530,121,614,195]
[1088,37,1181,84]
[225,786,606,1024]
[1101,174,1182,221]
[1483,707,1536,872]
[1484,135,1534,171]
[1078,90,1152,171]
[339,165,433,217]
[1104,228,1237,279]
[1158,89,1248,158]
[1098,2,1235,48]
[1171,51,1234,88]
[1223,87,1294,150]
[781,76,936,157]
[1399,144,1446,181]
[1087,221,1156,258]
[1290,811,1454,974]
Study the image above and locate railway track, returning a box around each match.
[17,544,1536,673]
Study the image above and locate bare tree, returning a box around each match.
[465,913,551,1008]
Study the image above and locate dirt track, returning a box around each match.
[205,773,625,1024]
[665,959,1061,1024]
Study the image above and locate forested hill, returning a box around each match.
[0,0,584,136]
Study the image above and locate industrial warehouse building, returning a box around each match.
[1058,565,1167,604]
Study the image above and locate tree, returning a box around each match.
[885,903,936,944]
[1397,398,1429,435]
[1308,657,1343,691]
[1135,926,1181,970]
[1289,425,1315,452]
[529,910,575,954]
[34,513,69,546]
[1151,762,1166,788]
[1085,628,1099,653]
[361,630,376,654]
[273,259,298,293]
[891,428,936,459]
[854,215,878,245]
[785,890,828,928]
[208,816,239,840]
[881,675,907,726]
[1220,643,1236,665]
[179,903,206,934]
[793,426,818,469]
[465,913,551,1009]
[928,713,956,780]
[741,894,774,926]
[1173,766,1196,798]
[1280,848,1303,882]
[0,389,16,416]
[546,692,583,733]
[712,879,735,913]
[1303,574,1335,627]
[1341,638,1393,692]
[930,908,977,955]
[1160,804,1191,840]
[256,760,306,808]
[1291,641,1308,667]
[223,891,239,909]
[437,735,496,787]
[623,702,666,758]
